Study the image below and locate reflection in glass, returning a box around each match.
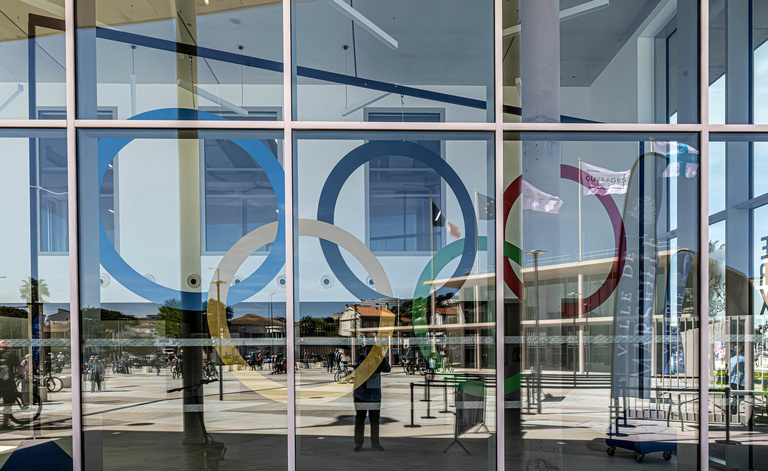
[76,0,283,119]
[707,135,768,467]
[292,1,493,122]
[0,7,65,119]
[0,130,72,467]
[503,1,699,124]
[503,133,700,469]
[294,131,495,468]
[78,129,286,470]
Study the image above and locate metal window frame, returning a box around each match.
[5,0,745,468]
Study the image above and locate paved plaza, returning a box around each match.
[0,366,764,469]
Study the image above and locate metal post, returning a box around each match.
[527,250,546,414]
[404,382,421,428]
[422,379,436,419]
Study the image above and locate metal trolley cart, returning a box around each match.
[606,410,677,463]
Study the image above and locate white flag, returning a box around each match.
[654,141,699,179]
[653,141,699,156]
[581,162,630,196]
[522,180,563,214]
[662,162,699,178]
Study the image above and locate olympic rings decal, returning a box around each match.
[96,108,285,311]
[503,164,626,317]
[206,219,395,404]
[317,140,478,300]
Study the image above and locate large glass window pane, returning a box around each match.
[503,0,699,124]
[709,0,768,124]
[503,132,701,469]
[291,1,494,122]
[0,5,65,119]
[0,130,72,467]
[78,129,286,470]
[294,131,496,468]
[708,134,768,468]
[76,0,283,120]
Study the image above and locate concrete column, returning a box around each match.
[520,3,563,468]
[520,0,562,257]
[174,0,206,446]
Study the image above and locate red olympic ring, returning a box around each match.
[503,164,626,317]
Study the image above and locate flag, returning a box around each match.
[522,180,563,214]
[652,141,699,156]
[477,192,495,220]
[431,200,445,227]
[431,200,461,238]
[662,162,699,178]
[581,162,630,196]
[653,141,699,178]
[447,221,461,239]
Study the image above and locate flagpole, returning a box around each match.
[474,189,479,275]
[430,198,436,328]
[577,158,585,374]
[578,158,583,262]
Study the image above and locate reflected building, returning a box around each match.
[1,0,768,470]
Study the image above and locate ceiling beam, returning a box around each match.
[325,0,398,50]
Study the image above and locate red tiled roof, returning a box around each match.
[230,313,286,326]
[351,305,396,318]
[436,306,458,315]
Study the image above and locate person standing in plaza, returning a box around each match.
[352,348,390,452]
[90,356,105,392]
[0,341,22,430]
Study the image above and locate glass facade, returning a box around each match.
[2,1,767,470]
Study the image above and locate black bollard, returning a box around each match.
[404,382,421,428]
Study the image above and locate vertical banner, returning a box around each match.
[663,250,694,374]
[612,147,665,399]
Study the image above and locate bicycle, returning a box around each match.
[42,372,64,392]
[334,363,354,384]
[9,377,42,425]
[203,361,218,381]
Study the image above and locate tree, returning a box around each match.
[0,306,28,318]
[19,277,49,303]
[298,316,337,337]
[157,299,182,338]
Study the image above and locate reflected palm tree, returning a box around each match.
[19,277,49,304]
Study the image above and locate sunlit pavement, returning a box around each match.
[2,366,762,469]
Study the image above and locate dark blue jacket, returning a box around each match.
[353,354,391,402]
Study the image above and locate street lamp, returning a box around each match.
[526,249,546,414]
[210,268,228,401]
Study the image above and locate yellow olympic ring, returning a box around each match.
[206,219,394,404]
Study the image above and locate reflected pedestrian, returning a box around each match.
[0,341,22,430]
[352,347,390,452]
[90,356,105,392]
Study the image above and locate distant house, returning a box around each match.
[435,305,459,325]
[338,305,396,337]
[229,313,286,339]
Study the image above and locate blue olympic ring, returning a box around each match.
[317,140,478,300]
[97,108,285,310]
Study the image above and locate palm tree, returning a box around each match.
[19,277,49,303]
[708,240,725,253]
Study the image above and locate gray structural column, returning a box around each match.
[724,0,754,444]
[75,0,98,119]
[519,1,562,469]
[79,133,104,470]
[174,0,206,446]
